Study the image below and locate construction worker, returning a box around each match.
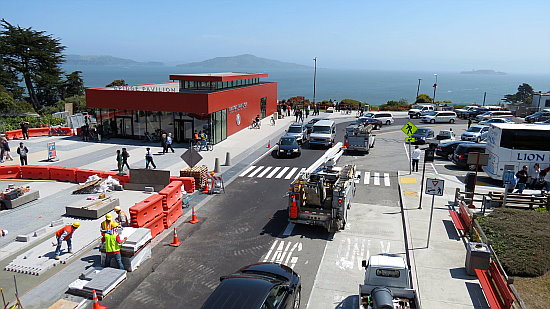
[100,213,119,236]
[1,229,8,237]
[102,226,127,270]
[114,206,129,227]
[54,222,80,260]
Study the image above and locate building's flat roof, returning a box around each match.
[492,123,550,130]
[96,82,179,92]
[169,72,268,82]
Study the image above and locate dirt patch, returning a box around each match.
[514,272,550,309]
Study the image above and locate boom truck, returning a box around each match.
[288,142,357,233]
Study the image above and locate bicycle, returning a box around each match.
[249,120,261,129]
[270,116,276,126]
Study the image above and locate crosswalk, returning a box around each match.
[239,165,392,187]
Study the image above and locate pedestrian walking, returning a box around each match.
[54,222,80,260]
[287,105,291,117]
[515,165,529,193]
[100,213,119,236]
[0,139,4,163]
[20,121,29,140]
[121,148,130,171]
[116,150,123,174]
[529,163,541,189]
[166,133,175,153]
[541,167,550,193]
[411,145,421,172]
[161,133,167,154]
[467,117,472,129]
[193,130,200,149]
[305,105,310,118]
[298,109,304,122]
[102,226,127,270]
[199,131,208,151]
[294,108,300,122]
[16,142,28,166]
[114,206,130,227]
[145,147,156,169]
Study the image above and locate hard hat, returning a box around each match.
[105,213,113,220]
[72,222,81,228]
[114,206,121,211]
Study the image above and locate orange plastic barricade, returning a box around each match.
[5,130,23,140]
[163,198,183,228]
[49,166,77,182]
[102,171,130,185]
[0,165,22,179]
[143,213,165,238]
[28,127,50,137]
[129,194,164,227]
[75,169,105,183]
[21,165,50,180]
[169,176,195,193]
[159,181,183,210]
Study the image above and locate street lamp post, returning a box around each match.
[313,57,317,109]
[432,74,438,104]
[416,78,422,102]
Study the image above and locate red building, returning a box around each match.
[85,72,277,144]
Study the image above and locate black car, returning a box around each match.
[277,136,301,158]
[436,141,473,160]
[525,111,550,123]
[451,143,487,170]
[304,117,329,133]
[411,128,434,144]
[353,117,382,130]
[201,263,301,309]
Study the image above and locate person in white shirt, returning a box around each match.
[411,145,421,172]
[145,147,156,169]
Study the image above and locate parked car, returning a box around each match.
[475,110,514,122]
[464,106,502,119]
[201,262,301,309]
[421,111,457,123]
[455,105,479,119]
[451,143,487,170]
[326,106,335,113]
[305,117,329,133]
[309,120,336,147]
[277,136,301,158]
[461,125,489,142]
[535,119,550,125]
[366,112,394,125]
[410,128,435,145]
[436,140,473,160]
[478,117,514,125]
[285,124,308,144]
[426,129,456,145]
[525,111,550,123]
[353,117,382,130]
[408,104,435,118]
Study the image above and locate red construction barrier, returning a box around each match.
[159,181,182,210]
[21,165,50,180]
[129,194,164,227]
[5,130,23,140]
[28,127,50,137]
[143,213,165,239]
[169,176,195,193]
[102,171,130,185]
[49,166,77,182]
[163,198,183,228]
[75,169,105,183]
[0,165,21,179]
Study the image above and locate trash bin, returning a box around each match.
[465,172,476,200]
[465,242,490,275]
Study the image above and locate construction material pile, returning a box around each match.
[99,227,152,271]
[73,175,122,194]
[0,184,39,209]
[180,165,208,188]
[68,267,127,299]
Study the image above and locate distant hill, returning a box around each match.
[460,69,506,75]
[65,54,163,66]
[176,54,310,69]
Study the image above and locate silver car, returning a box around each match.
[461,125,489,142]
[286,124,308,144]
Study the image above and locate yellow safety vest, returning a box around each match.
[104,233,121,253]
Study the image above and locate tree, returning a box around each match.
[61,71,84,98]
[0,60,24,100]
[0,19,65,112]
[503,83,534,105]
[379,99,410,111]
[415,94,433,103]
[106,80,127,87]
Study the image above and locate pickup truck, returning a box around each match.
[359,254,419,309]
[426,129,456,145]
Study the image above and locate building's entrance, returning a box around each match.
[260,97,267,118]
[115,116,133,137]
[175,119,194,143]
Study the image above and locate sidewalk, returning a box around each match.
[398,170,489,308]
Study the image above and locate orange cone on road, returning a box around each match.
[169,227,182,247]
[92,289,107,309]
[189,206,201,224]
[266,140,271,148]
[202,181,210,194]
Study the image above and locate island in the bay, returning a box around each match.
[460,69,506,75]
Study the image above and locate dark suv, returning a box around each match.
[451,143,487,170]
[525,111,550,123]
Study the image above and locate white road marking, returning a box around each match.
[285,242,302,265]
[403,142,410,161]
[257,166,272,178]
[430,163,439,175]
[364,172,370,185]
[275,167,290,179]
[263,240,302,268]
[373,172,380,186]
[247,166,265,177]
[380,240,391,253]
[263,241,278,262]
[282,223,295,236]
[284,167,299,179]
[266,166,281,178]
[354,171,361,183]
[384,173,390,186]
[239,165,256,177]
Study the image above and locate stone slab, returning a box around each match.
[65,197,119,219]
[16,234,31,242]
[2,190,40,209]
[128,168,170,186]
[51,219,64,227]
[83,267,126,296]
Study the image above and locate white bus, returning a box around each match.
[484,123,550,180]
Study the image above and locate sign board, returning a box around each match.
[401,122,418,136]
[404,137,416,143]
[424,149,435,163]
[47,142,57,161]
[181,148,202,168]
[467,152,489,166]
[503,170,515,185]
[425,178,445,196]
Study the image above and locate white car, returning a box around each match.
[421,111,457,123]
[326,106,335,113]
[478,117,514,125]
[366,112,394,125]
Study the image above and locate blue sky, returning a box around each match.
[3,0,549,73]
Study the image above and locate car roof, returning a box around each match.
[288,124,304,128]
[201,277,274,309]
[314,120,335,126]
[458,143,486,148]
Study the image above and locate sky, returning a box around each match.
[2,0,550,74]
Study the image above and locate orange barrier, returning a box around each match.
[143,213,165,238]
[102,171,130,185]
[75,169,105,183]
[129,194,164,227]
[49,166,77,182]
[21,165,50,180]
[159,181,182,210]
[5,130,23,140]
[6,127,73,140]
[163,198,183,228]
[169,176,195,193]
[0,165,22,179]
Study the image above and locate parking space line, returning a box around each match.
[384,173,390,186]
[248,166,265,177]
[275,167,290,179]
[266,167,281,178]
[239,165,256,177]
[364,172,370,184]
[373,172,380,185]
[430,163,439,175]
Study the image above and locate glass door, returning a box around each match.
[115,116,133,137]
[260,97,267,118]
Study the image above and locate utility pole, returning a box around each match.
[416,78,422,102]
[313,57,317,107]
[432,74,438,104]
[482,92,487,106]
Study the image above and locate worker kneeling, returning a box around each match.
[102,226,127,270]
[54,222,80,260]
[114,206,129,227]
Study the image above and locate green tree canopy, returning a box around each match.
[379,98,410,111]
[61,71,84,98]
[0,19,66,112]
[415,94,433,103]
[106,79,127,87]
[503,83,534,105]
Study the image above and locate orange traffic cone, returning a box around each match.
[169,227,182,247]
[266,140,271,148]
[189,206,201,224]
[92,289,107,309]
[202,181,210,194]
